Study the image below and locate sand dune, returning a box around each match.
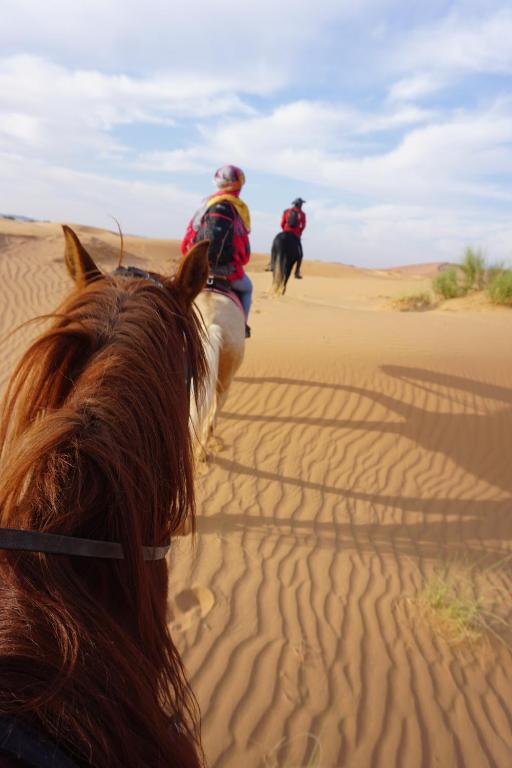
[1,221,511,767]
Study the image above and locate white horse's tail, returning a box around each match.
[190,323,222,456]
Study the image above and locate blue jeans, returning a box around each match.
[230,273,253,321]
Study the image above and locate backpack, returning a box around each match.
[194,201,236,277]
[286,208,300,228]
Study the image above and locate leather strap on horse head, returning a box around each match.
[0,528,171,560]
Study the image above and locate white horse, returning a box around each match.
[190,286,246,458]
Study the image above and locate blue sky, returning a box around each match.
[1,0,511,266]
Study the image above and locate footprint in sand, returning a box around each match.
[168,586,215,631]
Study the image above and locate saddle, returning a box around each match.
[204,275,244,316]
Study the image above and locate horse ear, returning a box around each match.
[62,225,102,285]
[173,240,209,308]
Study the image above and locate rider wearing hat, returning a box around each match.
[270,197,306,278]
[181,165,253,337]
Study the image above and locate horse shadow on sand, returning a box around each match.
[199,366,512,562]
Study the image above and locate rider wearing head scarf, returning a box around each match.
[181,165,253,336]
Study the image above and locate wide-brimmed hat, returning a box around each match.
[292,197,306,206]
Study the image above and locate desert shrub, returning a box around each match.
[460,247,486,290]
[487,269,512,306]
[486,262,506,281]
[420,575,483,644]
[408,558,512,649]
[390,291,433,312]
[432,267,465,299]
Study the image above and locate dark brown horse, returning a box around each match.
[271,231,302,295]
[0,228,209,767]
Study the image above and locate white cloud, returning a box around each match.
[0,0,350,80]
[358,105,435,132]
[0,112,42,146]
[136,149,211,174]
[304,202,512,267]
[388,73,445,102]
[138,99,433,175]
[161,97,512,206]
[0,151,199,238]
[396,7,512,77]
[0,54,260,161]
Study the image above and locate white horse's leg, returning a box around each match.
[190,323,222,460]
[192,292,245,460]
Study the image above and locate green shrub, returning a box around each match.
[487,270,512,306]
[408,557,512,650]
[486,262,506,282]
[460,247,486,290]
[432,267,465,299]
[419,575,483,644]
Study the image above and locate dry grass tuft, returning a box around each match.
[390,291,433,312]
[409,558,511,649]
[265,731,323,768]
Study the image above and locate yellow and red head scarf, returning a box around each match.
[213,164,246,193]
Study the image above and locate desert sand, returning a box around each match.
[1,220,511,767]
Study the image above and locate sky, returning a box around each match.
[1,0,512,266]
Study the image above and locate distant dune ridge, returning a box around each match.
[1,220,511,768]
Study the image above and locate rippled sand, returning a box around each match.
[1,220,511,767]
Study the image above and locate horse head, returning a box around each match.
[0,227,209,767]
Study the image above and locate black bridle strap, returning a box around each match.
[0,528,170,560]
[112,265,165,287]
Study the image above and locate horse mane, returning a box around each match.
[0,270,207,766]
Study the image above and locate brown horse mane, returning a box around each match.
[0,234,208,767]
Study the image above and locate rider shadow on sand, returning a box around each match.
[229,367,512,496]
[200,367,512,560]
[198,492,511,562]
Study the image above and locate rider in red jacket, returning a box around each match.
[281,198,307,240]
[266,198,306,277]
[181,165,253,337]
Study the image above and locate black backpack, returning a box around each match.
[286,208,300,228]
[194,201,236,277]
